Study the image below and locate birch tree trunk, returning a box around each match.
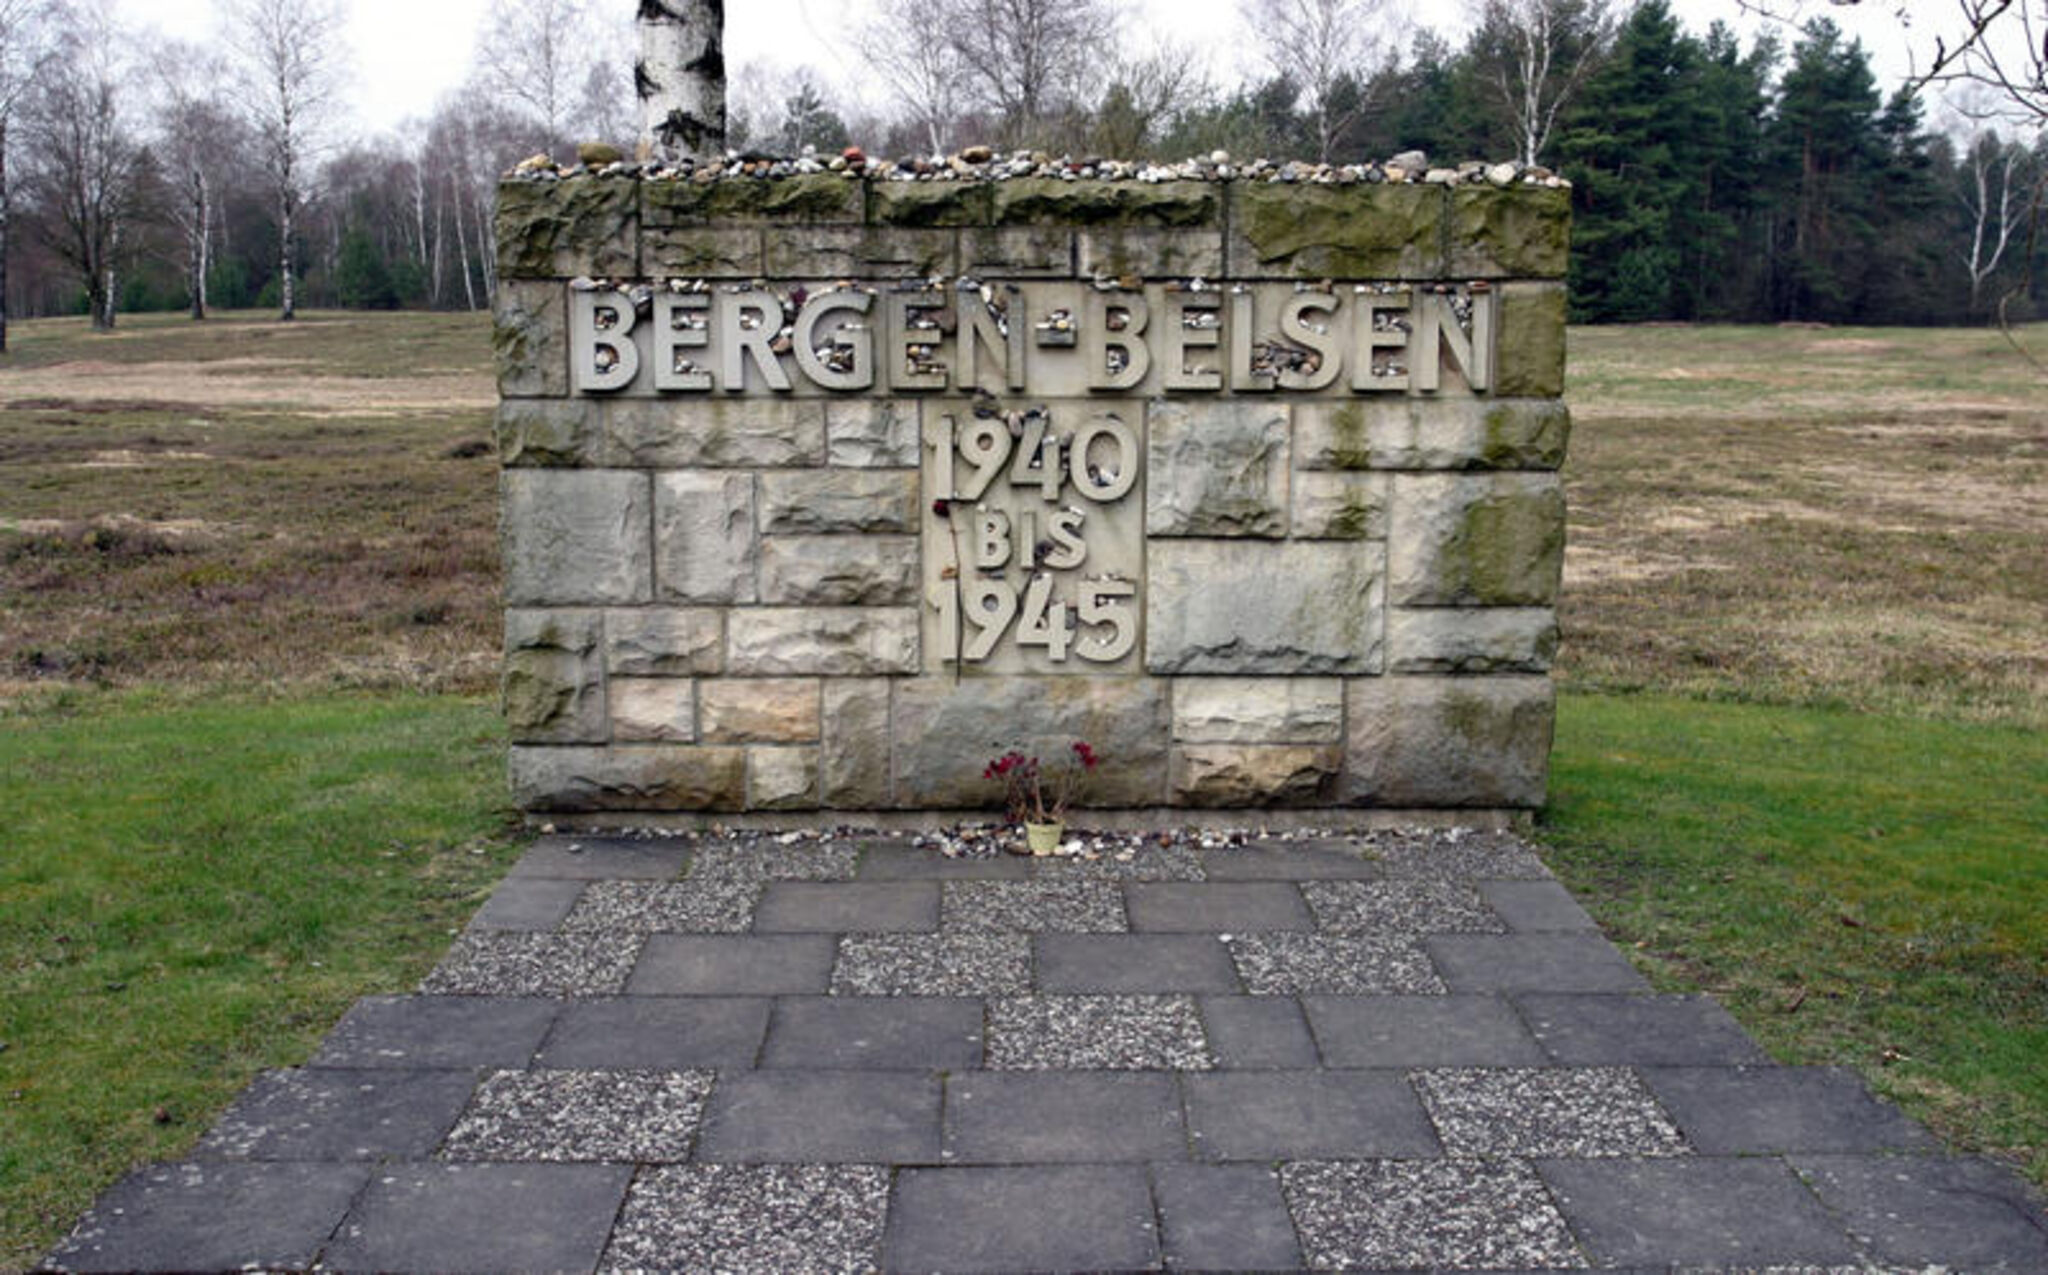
[637,0,725,162]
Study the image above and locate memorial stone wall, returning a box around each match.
[493,163,1570,820]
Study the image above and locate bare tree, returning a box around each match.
[1241,0,1397,162]
[0,0,53,351]
[1091,38,1216,157]
[1956,128,2033,310]
[1742,1,2046,127]
[222,0,347,321]
[25,2,141,331]
[856,0,968,155]
[154,40,240,320]
[638,0,725,161]
[475,0,595,157]
[943,0,1117,147]
[1469,0,1617,167]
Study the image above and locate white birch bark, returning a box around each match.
[637,0,725,161]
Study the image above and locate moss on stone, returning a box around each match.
[993,179,1219,227]
[1450,185,1572,278]
[1442,486,1566,605]
[1495,286,1568,398]
[1232,184,1445,278]
[1478,402,1570,470]
[871,181,995,227]
[496,179,638,278]
[1325,401,1373,470]
[646,172,862,225]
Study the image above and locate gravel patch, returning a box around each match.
[601,1163,888,1275]
[1365,830,1553,880]
[1301,880,1506,934]
[1226,932,1447,994]
[440,1069,714,1162]
[986,995,1214,1070]
[1415,1067,1691,1157]
[942,879,1128,932]
[1283,1158,1582,1270]
[1030,839,1204,881]
[689,838,859,881]
[831,933,1031,996]
[420,932,641,997]
[558,879,760,933]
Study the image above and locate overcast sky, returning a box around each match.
[114,0,1981,140]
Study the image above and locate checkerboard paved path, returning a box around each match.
[42,831,2048,1272]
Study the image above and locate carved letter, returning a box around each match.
[959,291,1026,392]
[974,510,1012,568]
[1351,291,1411,393]
[887,290,948,392]
[1161,293,1223,392]
[719,292,791,393]
[652,293,711,392]
[793,290,874,391]
[1085,290,1150,391]
[1279,292,1342,391]
[572,289,640,393]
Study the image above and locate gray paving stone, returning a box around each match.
[1153,1162,1304,1271]
[627,933,836,995]
[688,838,858,880]
[559,878,760,933]
[466,876,587,930]
[1366,830,1554,879]
[761,996,983,1069]
[1479,877,1600,931]
[855,843,1030,879]
[696,1070,942,1163]
[422,931,642,996]
[1304,994,1549,1067]
[884,1166,1160,1272]
[40,1161,369,1274]
[1125,881,1313,931]
[1030,840,1204,880]
[1228,932,1447,994]
[1034,933,1242,992]
[941,878,1128,931]
[602,1164,890,1275]
[1301,879,1506,934]
[831,932,1031,995]
[1539,1157,1860,1267]
[985,994,1215,1070]
[944,1071,1187,1163]
[1199,995,1321,1068]
[325,1162,632,1274]
[1518,992,1772,1066]
[313,995,559,1069]
[535,996,771,1069]
[1415,1066,1689,1157]
[1425,933,1650,993]
[441,1068,713,1162]
[1184,1070,1440,1159]
[753,881,939,932]
[1790,1153,2048,1270]
[509,835,686,880]
[1200,838,1383,880]
[1642,1065,1940,1154]
[1283,1158,1582,1271]
[193,1067,476,1161]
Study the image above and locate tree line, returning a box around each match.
[0,0,2041,340]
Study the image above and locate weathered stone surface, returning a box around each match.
[1494,284,1568,399]
[1147,541,1384,675]
[961,226,1073,277]
[1172,745,1342,806]
[510,745,746,811]
[1078,229,1224,280]
[1297,401,1570,473]
[1293,472,1391,540]
[827,400,920,468]
[1388,608,1557,674]
[493,281,568,398]
[610,677,696,743]
[992,179,1220,228]
[758,471,919,534]
[641,227,761,278]
[892,677,1170,808]
[750,746,820,810]
[1229,184,1446,279]
[872,181,993,227]
[503,609,606,743]
[497,178,637,278]
[727,609,920,676]
[700,678,821,743]
[502,471,652,606]
[1344,676,1554,808]
[497,400,600,468]
[643,172,861,226]
[654,473,758,604]
[1450,185,1573,278]
[767,227,958,277]
[606,608,724,676]
[821,679,892,807]
[608,400,825,468]
[1146,400,1289,538]
[1388,474,1565,607]
[1171,678,1343,743]
[760,536,918,605]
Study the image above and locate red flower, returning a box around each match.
[1072,740,1098,769]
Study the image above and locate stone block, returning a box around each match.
[760,536,918,605]
[1172,678,1343,743]
[727,609,920,676]
[1292,472,1391,540]
[642,172,862,226]
[496,177,637,279]
[1494,283,1567,398]
[992,178,1220,227]
[750,746,821,810]
[764,226,958,277]
[1078,229,1224,280]
[872,181,994,227]
[1450,184,1573,278]
[1147,540,1384,675]
[961,226,1073,277]
[641,227,761,277]
[1228,183,1446,279]
[821,679,892,807]
[1172,745,1343,806]
[609,677,696,743]
[654,472,758,604]
[1146,400,1289,538]
[502,470,652,606]
[1343,676,1554,807]
[700,678,822,743]
[1297,400,1569,472]
[607,399,825,468]
[758,470,919,534]
[509,744,747,811]
[606,608,723,676]
[497,399,600,468]
[493,280,568,398]
[827,400,920,468]
[1387,473,1565,606]
[1387,607,1557,674]
[503,609,606,743]
[891,677,1169,807]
